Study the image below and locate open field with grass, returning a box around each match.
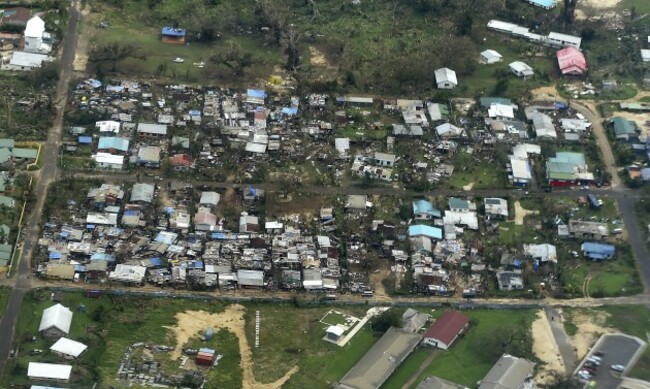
[385,309,536,388]
[0,286,9,318]
[1,291,378,388]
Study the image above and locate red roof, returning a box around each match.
[557,47,587,75]
[423,311,470,346]
[171,153,192,166]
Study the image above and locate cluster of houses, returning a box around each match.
[0,8,54,71]
[337,309,536,389]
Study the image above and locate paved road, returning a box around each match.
[545,306,576,373]
[0,0,80,376]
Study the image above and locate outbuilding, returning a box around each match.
[50,337,88,359]
[38,304,73,339]
[434,67,458,89]
[422,311,470,349]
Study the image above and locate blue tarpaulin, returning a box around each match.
[60,231,69,238]
[513,259,521,268]
[165,207,175,214]
[90,253,116,262]
[211,233,227,240]
[87,79,102,88]
[554,102,568,109]
[161,27,186,37]
[49,252,62,260]
[149,257,163,267]
[86,224,96,229]
[78,136,93,144]
[281,107,298,116]
[189,110,201,116]
[247,89,266,99]
[74,265,86,272]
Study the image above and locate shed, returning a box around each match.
[38,304,73,338]
[27,362,72,382]
[434,67,458,89]
[325,325,345,341]
[50,337,88,359]
[509,61,534,78]
[161,26,186,44]
[422,311,470,349]
[480,49,503,64]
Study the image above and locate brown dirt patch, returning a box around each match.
[532,310,565,385]
[564,309,614,360]
[514,201,539,225]
[165,305,299,389]
[73,7,91,72]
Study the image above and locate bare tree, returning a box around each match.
[283,27,301,71]
[563,0,579,24]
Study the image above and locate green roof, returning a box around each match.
[0,139,14,148]
[480,97,513,108]
[0,259,7,267]
[11,147,37,159]
[0,148,11,164]
[552,152,586,165]
[611,117,637,137]
[448,197,469,210]
[0,243,12,253]
[0,195,15,208]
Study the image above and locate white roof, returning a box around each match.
[50,337,88,358]
[548,32,582,48]
[434,67,458,85]
[487,19,519,33]
[642,49,650,62]
[436,123,464,137]
[509,61,534,75]
[39,304,72,334]
[199,191,221,206]
[92,152,124,165]
[512,144,541,159]
[25,16,45,38]
[326,325,345,337]
[510,157,532,180]
[335,138,350,153]
[488,103,515,119]
[96,120,121,134]
[245,142,267,153]
[524,243,557,263]
[28,363,72,381]
[31,386,66,389]
[109,264,147,283]
[481,49,502,60]
[443,211,479,230]
[86,212,118,226]
[9,51,49,68]
[427,102,443,121]
[265,221,284,230]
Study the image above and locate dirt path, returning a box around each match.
[401,350,439,389]
[165,305,299,389]
[72,7,91,72]
[514,201,538,225]
[532,310,565,385]
[369,267,390,301]
[462,182,474,191]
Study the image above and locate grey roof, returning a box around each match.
[479,354,535,389]
[434,67,458,85]
[338,327,422,389]
[9,51,49,68]
[237,269,264,287]
[199,191,221,206]
[137,146,161,163]
[137,123,168,135]
[131,183,155,203]
[416,376,468,389]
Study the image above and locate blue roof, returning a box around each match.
[90,253,116,262]
[281,107,298,116]
[149,257,163,267]
[78,136,93,144]
[86,224,96,229]
[98,137,129,152]
[49,252,62,260]
[211,232,227,240]
[189,110,201,116]
[193,260,203,268]
[161,27,186,37]
[74,264,86,272]
[527,0,557,7]
[412,199,441,217]
[247,89,266,99]
[581,242,615,258]
[124,210,139,216]
[408,225,443,240]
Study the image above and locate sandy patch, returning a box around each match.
[165,305,299,389]
[309,46,329,66]
[369,267,391,301]
[580,0,621,9]
[564,309,614,360]
[514,201,539,225]
[531,85,559,99]
[72,7,91,72]
[532,310,565,385]
[462,182,474,191]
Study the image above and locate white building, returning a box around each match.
[28,362,72,383]
[50,337,88,359]
[92,153,124,170]
[480,49,503,64]
[434,67,458,89]
[2,51,51,71]
[509,61,534,78]
[109,264,147,284]
[39,304,73,338]
[24,16,50,54]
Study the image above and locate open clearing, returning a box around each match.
[165,305,298,389]
[532,310,565,385]
[563,308,614,360]
[514,201,539,225]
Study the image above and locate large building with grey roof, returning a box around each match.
[337,327,422,389]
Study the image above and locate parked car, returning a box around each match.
[611,364,625,373]
[173,57,185,63]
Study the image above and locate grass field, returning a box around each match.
[447,151,506,190]
[385,309,536,388]
[0,286,9,318]
[243,303,374,388]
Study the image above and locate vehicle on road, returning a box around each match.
[173,57,184,63]
[611,364,625,372]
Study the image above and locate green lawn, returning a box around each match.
[0,286,9,318]
[243,303,374,388]
[381,348,432,389]
[403,309,536,388]
[623,0,650,14]
[447,152,506,190]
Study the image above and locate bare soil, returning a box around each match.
[72,7,91,72]
[514,201,539,225]
[532,310,565,385]
[165,305,299,389]
[564,309,614,360]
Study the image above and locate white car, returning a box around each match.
[611,364,625,372]
[173,57,184,63]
